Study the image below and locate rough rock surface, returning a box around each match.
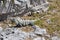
[0,25,60,40]
[51,36,60,40]
[0,25,47,40]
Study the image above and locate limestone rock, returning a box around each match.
[52,36,60,40]
[33,25,47,35]
[33,37,45,40]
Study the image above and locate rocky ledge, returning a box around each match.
[0,25,60,40]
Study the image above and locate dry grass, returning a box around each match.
[20,26,34,32]
[33,0,60,35]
